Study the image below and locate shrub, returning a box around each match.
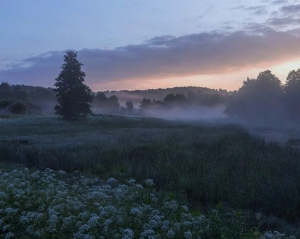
[0,99,14,109]
[10,102,26,114]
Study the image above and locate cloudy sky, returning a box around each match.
[1,0,300,91]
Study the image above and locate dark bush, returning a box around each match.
[11,102,26,114]
[0,99,14,108]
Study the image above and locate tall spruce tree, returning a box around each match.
[54,51,93,120]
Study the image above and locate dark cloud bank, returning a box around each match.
[2,28,300,88]
[267,2,300,27]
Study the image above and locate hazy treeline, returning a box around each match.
[225,70,300,122]
[1,68,300,121]
[0,83,56,113]
[103,86,229,105]
[92,92,120,114]
[92,89,229,117]
[0,83,229,116]
[0,83,31,101]
[92,69,300,121]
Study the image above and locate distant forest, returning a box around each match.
[0,84,230,116]
[1,68,300,122]
[225,70,300,122]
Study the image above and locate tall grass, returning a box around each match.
[1,115,300,221]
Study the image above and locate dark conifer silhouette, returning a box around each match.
[53,51,93,120]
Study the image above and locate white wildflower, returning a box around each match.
[123,228,134,239]
[145,179,155,187]
[130,207,141,215]
[88,215,100,227]
[127,179,136,185]
[107,178,118,184]
[181,206,189,212]
[6,184,14,190]
[104,219,113,226]
[79,224,90,232]
[2,224,10,232]
[135,184,143,189]
[44,168,54,173]
[5,232,14,239]
[141,229,155,237]
[0,192,8,198]
[167,230,175,238]
[164,200,178,211]
[83,234,93,239]
[184,231,193,239]
[34,230,44,237]
[58,170,66,175]
[4,208,17,214]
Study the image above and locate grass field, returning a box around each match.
[1,115,300,238]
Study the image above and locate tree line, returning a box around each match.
[0,80,228,117]
[225,70,300,121]
[92,90,228,116]
[53,51,300,121]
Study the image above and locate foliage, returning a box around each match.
[0,99,15,109]
[0,82,29,101]
[125,101,134,115]
[225,71,283,121]
[10,102,26,114]
[139,98,152,110]
[137,92,228,116]
[0,82,12,100]
[1,84,229,115]
[92,89,228,116]
[93,92,120,114]
[0,83,56,113]
[225,69,300,122]
[0,168,295,239]
[11,86,29,101]
[284,69,300,120]
[106,96,120,114]
[104,86,229,106]
[0,99,27,114]
[53,51,93,120]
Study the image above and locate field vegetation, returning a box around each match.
[1,115,300,237]
[1,168,285,239]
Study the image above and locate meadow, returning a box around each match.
[1,115,300,238]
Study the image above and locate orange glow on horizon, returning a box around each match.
[90,59,300,92]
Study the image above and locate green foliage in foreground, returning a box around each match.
[1,115,300,224]
[0,168,296,239]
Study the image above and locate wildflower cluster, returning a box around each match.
[0,169,296,239]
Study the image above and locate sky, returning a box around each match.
[1,0,300,91]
